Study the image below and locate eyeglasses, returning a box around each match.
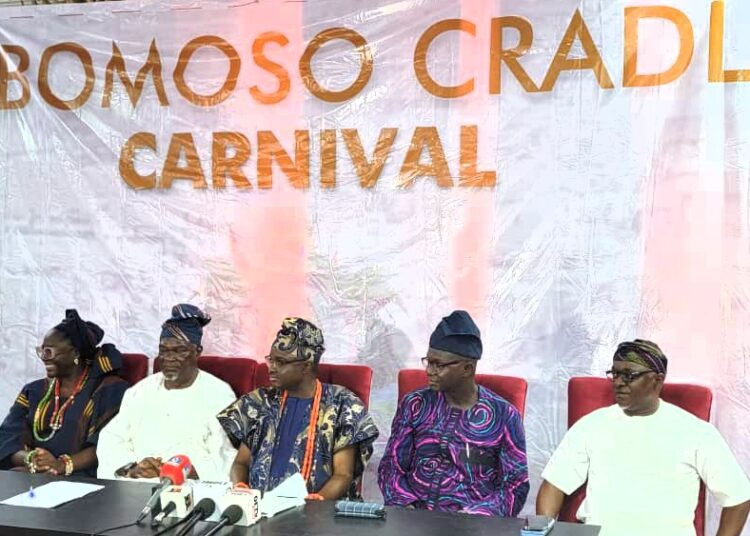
[421,357,463,371]
[264,355,307,370]
[158,347,193,362]
[605,369,655,383]
[35,346,70,360]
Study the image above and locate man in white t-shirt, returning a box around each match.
[97,304,236,481]
[537,339,750,536]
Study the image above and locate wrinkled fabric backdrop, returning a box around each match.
[1,0,749,532]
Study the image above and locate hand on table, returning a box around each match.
[127,457,163,478]
[31,448,57,473]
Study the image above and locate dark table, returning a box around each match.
[0,472,599,536]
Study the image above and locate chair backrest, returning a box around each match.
[561,377,713,536]
[153,355,255,398]
[396,369,528,418]
[253,362,373,409]
[120,353,149,386]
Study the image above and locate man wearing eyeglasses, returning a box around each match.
[537,339,750,536]
[217,317,378,499]
[378,310,529,516]
[97,304,236,481]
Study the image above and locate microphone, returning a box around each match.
[135,454,192,524]
[156,484,194,523]
[197,505,243,536]
[189,481,233,523]
[175,498,215,536]
[151,501,176,527]
[216,487,261,526]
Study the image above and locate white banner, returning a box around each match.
[1,1,750,530]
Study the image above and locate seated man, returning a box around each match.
[218,317,378,499]
[537,339,750,536]
[378,310,529,516]
[97,304,236,481]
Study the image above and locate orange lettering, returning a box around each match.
[0,44,30,110]
[624,7,693,87]
[249,32,291,105]
[212,132,252,189]
[708,1,750,82]
[103,39,168,107]
[320,129,337,188]
[39,43,95,110]
[174,36,240,107]
[459,125,495,187]
[342,128,398,188]
[119,132,157,189]
[541,10,614,92]
[257,131,310,189]
[162,133,207,189]
[300,28,372,103]
[414,19,475,98]
[489,17,538,93]
[399,127,452,188]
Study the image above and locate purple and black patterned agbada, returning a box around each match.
[378,386,529,516]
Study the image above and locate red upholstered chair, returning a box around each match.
[153,355,255,398]
[396,369,528,418]
[559,377,713,536]
[119,353,149,385]
[253,362,373,409]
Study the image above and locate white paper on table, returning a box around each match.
[260,473,307,517]
[0,481,104,508]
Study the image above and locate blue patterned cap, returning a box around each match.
[160,304,211,345]
[272,317,325,364]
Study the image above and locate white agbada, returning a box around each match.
[97,370,237,481]
[542,401,750,536]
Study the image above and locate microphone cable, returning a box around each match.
[89,521,138,536]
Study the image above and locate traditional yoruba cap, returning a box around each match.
[613,339,667,374]
[272,317,325,364]
[54,309,104,362]
[428,310,482,360]
[160,304,211,345]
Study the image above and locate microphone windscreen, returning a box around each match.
[159,454,192,486]
[223,505,243,525]
[194,498,216,518]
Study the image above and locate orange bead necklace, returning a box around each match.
[280,379,322,483]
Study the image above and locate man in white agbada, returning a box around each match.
[97,304,236,481]
[537,339,750,536]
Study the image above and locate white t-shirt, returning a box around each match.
[542,401,750,536]
[97,371,237,481]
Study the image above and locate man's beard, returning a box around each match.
[163,371,179,381]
